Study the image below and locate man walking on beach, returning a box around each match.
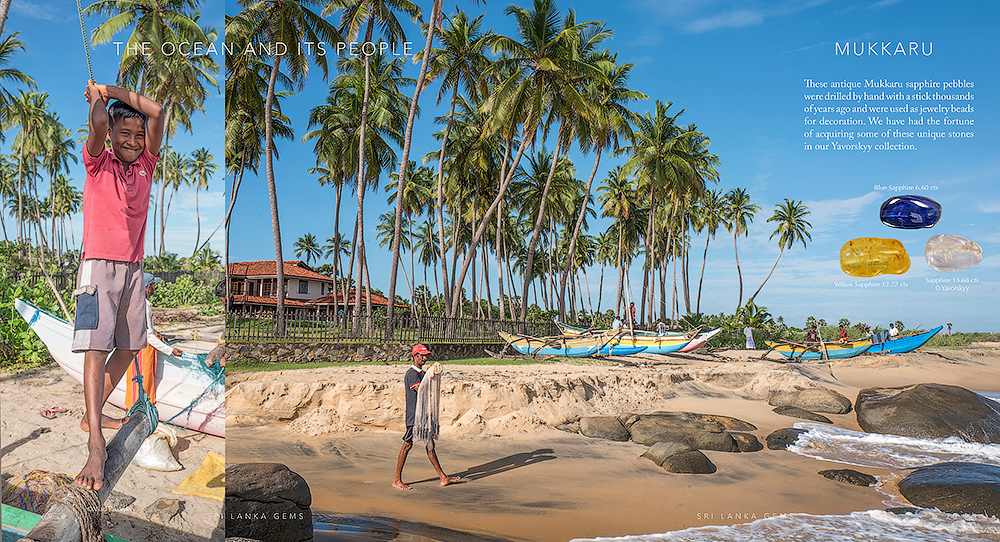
[393,344,461,490]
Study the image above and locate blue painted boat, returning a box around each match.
[766,339,873,360]
[868,325,942,354]
[597,343,647,356]
[498,332,602,357]
[3,503,130,542]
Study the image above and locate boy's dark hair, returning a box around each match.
[107,100,147,128]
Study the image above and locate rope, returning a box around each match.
[75,0,94,81]
[45,483,103,542]
[163,367,224,427]
[126,352,158,436]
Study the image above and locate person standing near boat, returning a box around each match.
[743,325,756,350]
[72,81,163,491]
[393,344,461,490]
[125,272,183,411]
[837,324,849,344]
[611,315,622,331]
[888,323,899,340]
[655,319,667,337]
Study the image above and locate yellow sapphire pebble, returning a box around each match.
[840,238,911,277]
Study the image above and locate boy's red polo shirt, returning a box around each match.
[80,147,158,262]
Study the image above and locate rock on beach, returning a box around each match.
[855,383,1000,443]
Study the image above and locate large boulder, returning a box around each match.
[642,442,716,474]
[819,469,878,487]
[226,463,313,542]
[899,462,1000,516]
[772,406,832,424]
[625,412,756,452]
[766,428,807,450]
[768,388,852,414]
[856,383,1000,443]
[730,432,764,452]
[579,416,631,441]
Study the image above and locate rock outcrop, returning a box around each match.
[856,383,1000,443]
[226,463,312,542]
[768,388,852,414]
[899,462,1000,517]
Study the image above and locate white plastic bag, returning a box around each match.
[131,425,182,471]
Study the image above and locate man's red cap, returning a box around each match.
[412,344,431,356]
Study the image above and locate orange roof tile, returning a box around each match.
[231,294,311,307]
[308,289,409,309]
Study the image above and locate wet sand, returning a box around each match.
[225,347,1000,541]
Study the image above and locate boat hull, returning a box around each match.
[498,332,602,357]
[767,339,872,360]
[679,328,723,352]
[605,334,693,355]
[15,298,225,437]
[868,326,942,354]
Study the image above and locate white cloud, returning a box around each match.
[685,10,766,33]
[802,191,881,234]
[12,0,60,20]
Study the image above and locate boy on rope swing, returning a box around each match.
[72,80,163,491]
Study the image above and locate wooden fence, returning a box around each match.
[226,309,561,345]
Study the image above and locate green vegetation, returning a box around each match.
[0,243,66,372]
[927,332,1000,348]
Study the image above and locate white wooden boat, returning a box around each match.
[15,298,225,437]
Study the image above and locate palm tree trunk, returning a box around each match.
[496,199,505,321]
[596,264,604,317]
[749,247,784,304]
[0,0,12,37]
[191,187,201,258]
[387,0,442,323]
[265,56,285,333]
[734,230,743,314]
[447,129,532,319]
[435,82,460,317]
[696,233,710,314]
[518,119,565,320]
[354,17,375,325]
[558,149,601,320]
[333,182,342,316]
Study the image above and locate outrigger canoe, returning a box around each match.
[15,298,225,437]
[555,320,717,353]
[868,325,942,354]
[498,332,603,357]
[602,332,694,355]
[766,338,872,360]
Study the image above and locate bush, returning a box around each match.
[150,274,217,308]
[1,243,71,372]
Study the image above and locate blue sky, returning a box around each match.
[223,0,999,331]
[3,0,225,260]
[9,1,997,331]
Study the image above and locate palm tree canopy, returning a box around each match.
[767,198,812,250]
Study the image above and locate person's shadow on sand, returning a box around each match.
[453,449,557,482]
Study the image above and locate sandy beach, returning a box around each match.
[225,346,1000,541]
[1,308,225,542]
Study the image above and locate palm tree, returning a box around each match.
[691,188,725,314]
[228,0,342,333]
[293,233,323,266]
[188,147,217,257]
[748,199,812,303]
[597,165,643,315]
[327,0,420,321]
[0,32,36,128]
[558,51,644,319]
[5,90,48,248]
[724,187,760,313]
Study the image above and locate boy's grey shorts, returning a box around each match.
[71,259,147,353]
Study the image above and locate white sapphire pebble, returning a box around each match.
[925,234,982,272]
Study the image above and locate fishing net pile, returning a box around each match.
[412,362,443,444]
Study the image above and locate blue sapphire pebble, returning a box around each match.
[880,195,941,229]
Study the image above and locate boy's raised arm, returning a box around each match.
[103,84,165,157]
[85,80,108,158]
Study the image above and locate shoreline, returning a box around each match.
[225,347,1000,541]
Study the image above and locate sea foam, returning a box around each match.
[786,422,1000,469]
[569,509,1000,542]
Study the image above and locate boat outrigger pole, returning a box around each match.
[17,410,153,542]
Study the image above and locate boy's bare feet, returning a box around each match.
[80,414,129,432]
[440,476,461,487]
[76,436,107,491]
[392,480,412,490]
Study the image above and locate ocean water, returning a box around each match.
[571,393,1000,542]
[786,422,1000,469]
[569,509,1000,542]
